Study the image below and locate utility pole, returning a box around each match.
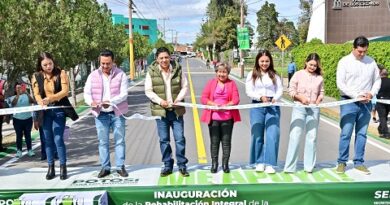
[239,0,245,79]
[159,17,169,41]
[129,0,135,80]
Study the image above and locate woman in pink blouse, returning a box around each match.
[284,53,324,173]
[201,63,241,173]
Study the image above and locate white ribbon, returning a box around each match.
[2,98,382,118]
[176,98,365,110]
[0,104,160,121]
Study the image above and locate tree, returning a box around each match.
[0,0,127,103]
[256,1,279,50]
[297,0,313,44]
[154,38,174,53]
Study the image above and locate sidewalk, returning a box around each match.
[229,66,386,142]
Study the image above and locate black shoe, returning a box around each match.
[46,164,55,180]
[160,169,173,177]
[210,161,218,173]
[222,163,230,173]
[60,164,67,180]
[382,133,390,139]
[116,165,128,177]
[179,168,190,177]
[0,146,7,152]
[97,169,111,178]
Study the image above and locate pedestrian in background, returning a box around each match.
[84,49,129,178]
[0,79,6,152]
[9,83,35,158]
[287,59,296,87]
[284,53,324,173]
[32,52,79,180]
[375,64,390,139]
[200,62,241,173]
[245,50,283,174]
[336,36,381,175]
[145,47,189,177]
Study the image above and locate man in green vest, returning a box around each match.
[145,47,189,177]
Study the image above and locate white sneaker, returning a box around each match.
[255,164,265,172]
[265,166,276,174]
[16,150,22,158]
[28,150,35,157]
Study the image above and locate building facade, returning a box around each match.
[307,0,390,43]
[112,14,158,44]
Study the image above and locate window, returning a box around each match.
[142,25,149,30]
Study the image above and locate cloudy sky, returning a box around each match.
[98,0,301,44]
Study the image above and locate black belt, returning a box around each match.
[341,95,351,99]
[101,111,115,114]
[252,97,273,103]
[378,96,390,99]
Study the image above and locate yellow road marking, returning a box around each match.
[186,59,207,164]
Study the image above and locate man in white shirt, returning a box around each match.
[84,50,129,178]
[336,36,381,175]
[145,47,189,177]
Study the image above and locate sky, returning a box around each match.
[98,0,301,44]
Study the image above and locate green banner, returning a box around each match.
[1,182,389,205]
[237,26,250,50]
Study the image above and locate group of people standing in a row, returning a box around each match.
[143,35,382,177]
[0,35,383,181]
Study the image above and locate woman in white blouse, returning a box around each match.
[245,50,283,174]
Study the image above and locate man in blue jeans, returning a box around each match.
[84,50,129,178]
[336,36,381,175]
[145,47,189,177]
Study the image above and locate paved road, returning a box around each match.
[3,58,389,170]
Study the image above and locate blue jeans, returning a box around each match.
[13,117,33,151]
[249,106,280,166]
[95,112,126,171]
[43,109,66,165]
[284,107,320,172]
[155,111,188,170]
[338,99,371,166]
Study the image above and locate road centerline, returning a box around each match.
[185,59,208,164]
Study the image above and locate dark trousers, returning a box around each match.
[13,117,33,151]
[208,119,234,164]
[0,116,3,148]
[376,102,390,134]
[288,72,294,86]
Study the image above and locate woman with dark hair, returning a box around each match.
[9,83,35,158]
[284,53,324,173]
[31,52,78,180]
[200,62,241,173]
[245,50,282,174]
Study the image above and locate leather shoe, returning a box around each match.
[179,168,190,177]
[97,169,111,178]
[222,164,230,173]
[46,164,55,180]
[116,165,128,177]
[160,169,172,177]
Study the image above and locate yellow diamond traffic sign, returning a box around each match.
[275,34,292,51]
